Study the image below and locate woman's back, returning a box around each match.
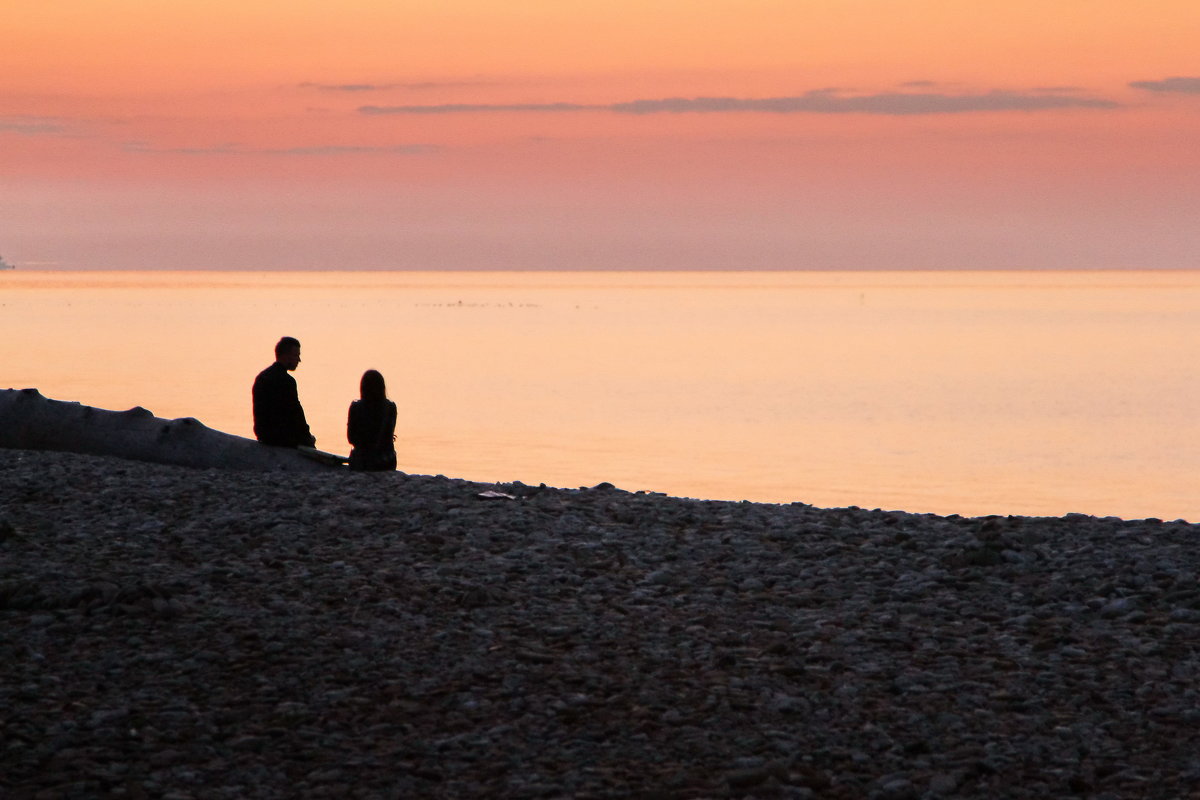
[348,369,397,471]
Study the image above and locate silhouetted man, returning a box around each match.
[252,336,316,448]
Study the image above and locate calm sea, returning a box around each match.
[3,270,1197,521]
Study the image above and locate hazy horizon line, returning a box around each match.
[7,265,1198,273]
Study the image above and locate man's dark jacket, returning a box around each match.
[252,362,314,447]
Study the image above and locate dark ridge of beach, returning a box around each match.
[2,449,1198,799]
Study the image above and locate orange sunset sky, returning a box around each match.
[2,0,1199,270]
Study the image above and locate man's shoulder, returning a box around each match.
[253,364,292,398]
[254,362,291,382]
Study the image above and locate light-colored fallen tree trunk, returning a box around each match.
[0,388,335,471]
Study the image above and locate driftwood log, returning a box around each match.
[0,388,334,471]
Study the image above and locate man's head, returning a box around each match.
[275,336,302,371]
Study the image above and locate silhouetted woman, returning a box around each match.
[347,369,397,471]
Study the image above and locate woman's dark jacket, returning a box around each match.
[347,399,397,471]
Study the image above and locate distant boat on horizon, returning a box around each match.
[0,254,14,270]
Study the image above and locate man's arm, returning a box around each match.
[283,373,316,446]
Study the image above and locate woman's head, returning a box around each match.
[360,369,387,403]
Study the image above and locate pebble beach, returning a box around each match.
[2,448,1199,799]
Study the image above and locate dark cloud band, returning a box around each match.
[360,90,1118,116]
[0,116,69,135]
[611,91,1117,114]
[1129,76,1200,94]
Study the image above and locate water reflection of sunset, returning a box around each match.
[4,271,1196,520]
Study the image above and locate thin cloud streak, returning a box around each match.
[121,142,437,156]
[1129,76,1200,94]
[301,80,497,92]
[361,90,1119,116]
[304,83,385,92]
[611,91,1118,114]
[265,144,437,155]
[361,102,593,114]
[0,115,70,135]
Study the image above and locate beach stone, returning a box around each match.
[1,448,1199,799]
[928,773,960,794]
[874,777,918,800]
[1100,597,1137,618]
